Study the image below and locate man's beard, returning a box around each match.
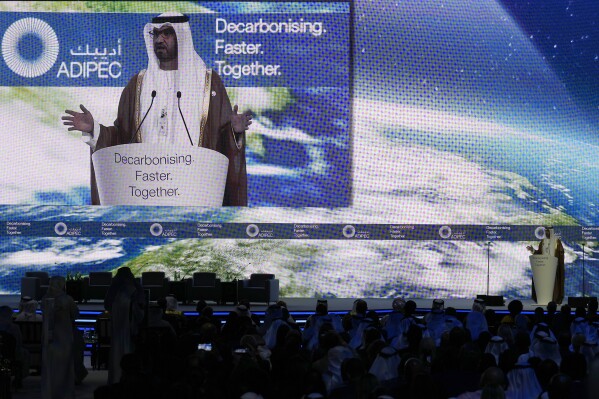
[154,46,177,62]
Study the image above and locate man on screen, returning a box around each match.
[62,12,250,206]
[527,226,565,304]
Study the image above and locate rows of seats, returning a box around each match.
[20,271,279,305]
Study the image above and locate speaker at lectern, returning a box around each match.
[92,143,229,206]
[527,226,565,304]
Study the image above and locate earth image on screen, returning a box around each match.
[1,0,598,299]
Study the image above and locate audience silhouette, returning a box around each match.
[6,289,599,399]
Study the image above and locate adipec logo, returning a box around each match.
[150,223,163,237]
[2,18,59,78]
[246,224,260,238]
[342,225,356,238]
[534,226,546,240]
[54,222,67,236]
[438,225,452,239]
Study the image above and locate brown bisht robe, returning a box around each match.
[531,239,565,304]
[90,70,247,206]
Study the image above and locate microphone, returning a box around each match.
[177,91,194,146]
[129,90,156,144]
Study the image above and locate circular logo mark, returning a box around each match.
[439,225,452,239]
[150,223,163,237]
[534,226,546,240]
[2,18,59,78]
[342,225,356,238]
[54,222,67,236]
[246,224,260,238]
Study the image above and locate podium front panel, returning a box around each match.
[529,255,558,305]
[92,143,229,206]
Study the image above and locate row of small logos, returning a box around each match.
[4,222,598,240]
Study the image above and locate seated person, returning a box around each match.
[160,295,187,334]
[15,297,42,322]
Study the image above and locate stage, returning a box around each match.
[1,295,554,323]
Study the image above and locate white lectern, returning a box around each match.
[529,254,558,305]
[92,143,229,206]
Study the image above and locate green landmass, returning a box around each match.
[0,87,75,132]
[259,87,293,112]
[511,206,580,227]
[114,238,324,297]
[228,87,293,114]
[120,239,247,282]
[228,87,294,160]
[279,275,311,297]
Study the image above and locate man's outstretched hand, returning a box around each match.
[62,104,94,134]
[231,105,252,134]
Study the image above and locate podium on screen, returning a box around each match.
[92,143,229,206]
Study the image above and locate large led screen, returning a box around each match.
[1,0,598,300]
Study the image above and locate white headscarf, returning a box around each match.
[466,310,489,341]
[324,346,355,393]
[369,346,401,382]
[16,298,40,321]
[485,336,509,365]
[506,362,542,399]
[140,12,207,146]
[263,319,286,350]
[588,321,599,344]
[541,227,558,256]
[532,336,561,365]
[530,323,556,345]
[581,341,598,369]
[165,295,178,312]
[240,393,264,399]
[570,317,591,340]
